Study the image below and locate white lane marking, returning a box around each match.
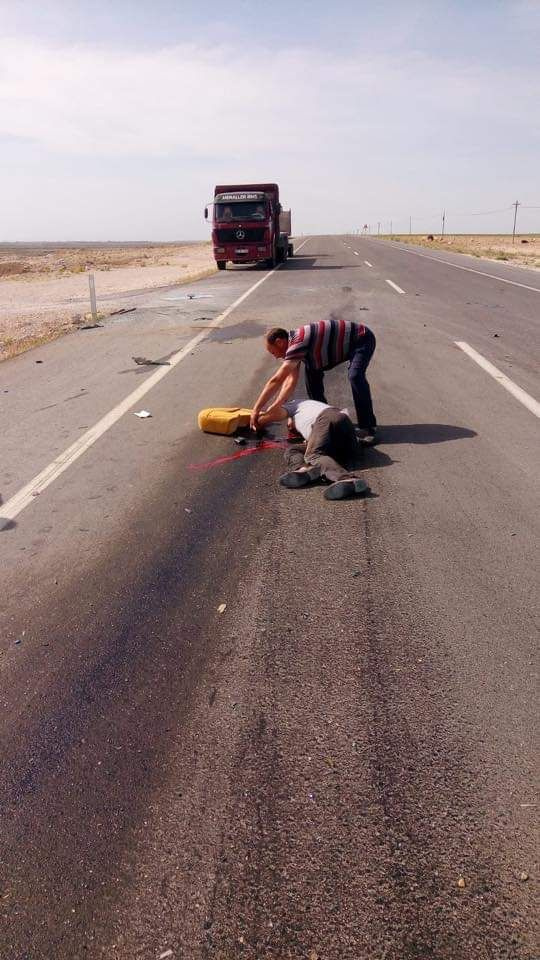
[0,237,311,525]
[364,260,373,267]
[385,279,405,294]
[455,341,540,418]
[387,244,540,294]
[353,251,359,256]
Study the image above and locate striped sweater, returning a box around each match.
[284,318,367,371]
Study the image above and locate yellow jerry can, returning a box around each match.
[198,406,253,435]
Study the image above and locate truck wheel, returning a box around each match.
[265,254,276,268]
[217,261,226,271]
[288,244,294,257]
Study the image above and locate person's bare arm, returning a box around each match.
[273,365,299,406]
[256,403,289,427]
[250,360,300,429]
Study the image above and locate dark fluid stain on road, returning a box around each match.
[0,450,276,956]
[189,439,287,471]
[63,391,87,402]
[209,320,268,342]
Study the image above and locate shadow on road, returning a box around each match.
[0,494,16,532]
[381,424,477,444]
[284,257,353,270]
[0,518,17,531]
[349,446,394,472]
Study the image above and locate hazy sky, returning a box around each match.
[1,0,539,240]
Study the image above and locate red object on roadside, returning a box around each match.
[205,183,293,270]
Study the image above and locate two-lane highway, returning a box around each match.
[1,237,538,959]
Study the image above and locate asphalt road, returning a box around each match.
[1,236,539,959]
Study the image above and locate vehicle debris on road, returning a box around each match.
[134,410,152,418]
[132,356,171,366]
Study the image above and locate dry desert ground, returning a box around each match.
[0,241,216,359]
[385,233,540,267]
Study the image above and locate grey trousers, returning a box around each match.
[285,409,362,483]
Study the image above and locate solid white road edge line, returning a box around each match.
[364,260,373,267]
[386,243,540,294]
[455,341,540,418]
[385,279,405,294]
[0,237,311,525]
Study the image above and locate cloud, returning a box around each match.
[0,34,538,238]
[0,36,537,161]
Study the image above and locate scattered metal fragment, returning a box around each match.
[519,871,529,881]
[132,356,171,366]
[110,307,136,316]
[134,410,152,418]
[162,293,214,301]
[457,876,466,888]
[234,437,247,445]
[217,603,227,614]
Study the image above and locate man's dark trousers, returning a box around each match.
[285,409,362,483]
[304,328,377,430]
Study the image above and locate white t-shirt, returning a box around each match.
[283,399,329,440]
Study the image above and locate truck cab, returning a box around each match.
[205,183,292,270]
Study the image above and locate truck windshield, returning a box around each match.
[215,202,268,221]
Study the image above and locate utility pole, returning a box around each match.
[441,210,446,236]
[377,222,381,238]
[512,200,520,243]
[390,220,393,235]
[409,216,412,235]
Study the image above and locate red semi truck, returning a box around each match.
[205,182,293,270]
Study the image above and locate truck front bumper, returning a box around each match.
[214,245,270,262]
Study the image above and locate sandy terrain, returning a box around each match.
[0,242,216,359]
[387,233,540,268]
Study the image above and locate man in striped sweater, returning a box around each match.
[250,317,378,443]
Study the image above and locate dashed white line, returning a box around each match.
[455,341,540,418]
[388,244,540,294]
[353,251,359,256]
[385,279,405,294]
[364,260,373,267]
[0,237,312,527]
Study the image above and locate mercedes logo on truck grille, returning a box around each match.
[235,229,245,239]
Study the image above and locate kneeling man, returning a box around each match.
[258,398,371,501]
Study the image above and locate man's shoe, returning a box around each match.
[356,427,379,446]
[324,477,371,500]
[279,466,321,489]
